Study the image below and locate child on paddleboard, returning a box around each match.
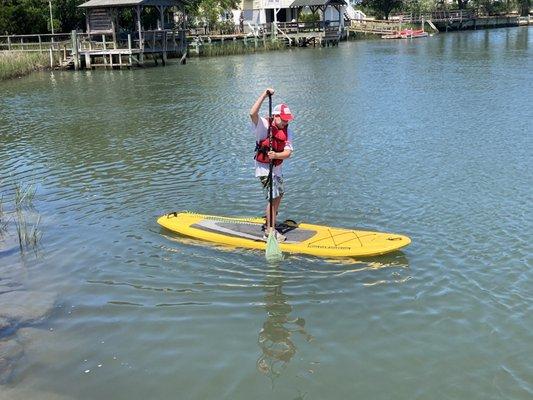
[249,88,294,242]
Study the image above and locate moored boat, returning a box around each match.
[382,29,429,39]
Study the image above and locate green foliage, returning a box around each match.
[361,0,405,19]
[471,0,520,13]
[0,0,48,34]
[55,0,85,32]
[519,0,530,15]
[456,0,470,9]
[298,10,320,23]
[403,0,438,13]
[214,19,235,34]
[0,0,85,35]
[185,0,238,31]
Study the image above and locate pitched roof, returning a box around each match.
[79,0,182,8]
[290,0,347,7]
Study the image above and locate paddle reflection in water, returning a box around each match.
[256,268,313,382]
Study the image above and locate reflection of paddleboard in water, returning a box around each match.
[157,212,411,258]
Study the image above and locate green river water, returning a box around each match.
[0,27,532,399]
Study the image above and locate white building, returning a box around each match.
[241,0,299,25]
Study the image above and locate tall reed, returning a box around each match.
[1,182,42,254]
[0,195,7,237]
[14,210,42,253]
[0,51,49,81]
[13,183,41,253]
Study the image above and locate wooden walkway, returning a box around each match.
[0,29,186,69]
[349,12,530,36]
[349,19,404,36]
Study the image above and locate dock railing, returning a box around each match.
[0,33,81,52]
[0,29,185,53]
[350,19,402,35]
[390,10,474,23]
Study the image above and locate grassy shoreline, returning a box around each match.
[195,39,287,57]
[0,51,49,81]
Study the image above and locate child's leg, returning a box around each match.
[265,196,282,231]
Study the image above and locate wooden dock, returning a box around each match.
[0,29,186,69]
[390,11,531,32]
[349,11,531,36]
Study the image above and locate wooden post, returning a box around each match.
[162,31,167,64]
[136,5,144,64]
[111,10,117,49]
[128,34,132,66]
[39,35,42,52]
[102,34,107,67]
[86,53,92,69]
[71,30,79,70]
[262,29,266,48]
[49,47,53,68]
[159,5,165,30]
[7,36,11,51]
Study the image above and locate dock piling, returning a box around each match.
[128,34,132,66]
[72,31,79,70]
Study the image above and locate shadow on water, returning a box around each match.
[256,267,313,387]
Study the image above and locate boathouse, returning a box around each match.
[241,0,347,28]
[290,0,347,28]
[78,0,186,68]
[241,0,298,25]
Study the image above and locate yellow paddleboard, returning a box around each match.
[157,212,411,258]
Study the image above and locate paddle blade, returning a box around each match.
[265,231,283,263]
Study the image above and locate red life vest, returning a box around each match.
[255,122,288,166]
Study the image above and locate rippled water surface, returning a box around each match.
[1,27,532,399]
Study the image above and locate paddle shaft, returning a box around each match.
[267,92,274,232]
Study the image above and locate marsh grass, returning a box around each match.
[197,39,287,57]
[0,182,42,254]
[0,51,50,81]
[0,195,7,237]
[15,182,36,208]
[14,210,42,253]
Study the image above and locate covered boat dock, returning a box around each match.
[77,0,187,68]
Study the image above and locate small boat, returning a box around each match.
[382,29,429,39]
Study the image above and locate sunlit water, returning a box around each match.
[1,27,532,399]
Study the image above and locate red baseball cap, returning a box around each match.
[273,103,294,122]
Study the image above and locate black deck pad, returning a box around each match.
[191,219,316,243]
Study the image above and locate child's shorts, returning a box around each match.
[259,175,285,199]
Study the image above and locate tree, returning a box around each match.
[361,0,404,19]
[0,0,80,35]
[184,0,238,30]
[519,0,530,15]
[456,0,469,9]
[55,0,85,32]
[0,0,49,34]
